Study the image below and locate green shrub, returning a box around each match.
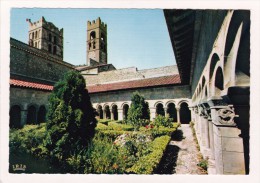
[108,122,134,131]
[9,124,48,158]
[96,123,111,131]
[98,119,112,125]
[153,114,173,128]
[127,92,150,130]
[127,135,171,174]
[97,130,131,140]
[45,71,97,161]
[197,159,208,171]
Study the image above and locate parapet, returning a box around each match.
[87,17,107,31]
[27,16,63,36]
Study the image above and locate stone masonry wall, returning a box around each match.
[10,38,74,84]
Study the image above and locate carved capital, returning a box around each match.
[217,105,238,126]
[194,106,198,114]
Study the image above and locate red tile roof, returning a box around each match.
[87,74,181,93]
[10,79,54,91]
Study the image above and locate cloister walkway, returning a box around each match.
[155,124,207,175]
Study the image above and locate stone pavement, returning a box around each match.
[171,124,207,175]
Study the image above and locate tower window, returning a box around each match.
[54,36,57,44]
[88,43,91,50]
[35,31,38,39]
[90,31,96,40]
[49,34,52,42]
[93,42,96,49]
[48,44,52,53]
[32,32,34,39]
[53,46,57,55]
[101,33,105,41]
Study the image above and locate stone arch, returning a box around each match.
[27,105,37,125]
[214,67,224,96]
[97,105,103,119]
[104,105,111,119]
[111,104,118,120]
[166,102,177,122]
[37,105,46,124]
[122,103,129,120]
[209,53,221,80]
[155,103,165,116]
[202,76,206,89]
[179,102,191,124]
[10,105,22,129]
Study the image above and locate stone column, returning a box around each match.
[21,110,28,127]
[150,107,156,121]
[103,110,106,119]
[110,109,114,120]
[118,108,123,121]
[176,107,180,123]
[164,107,168,117]
[208,99,245,174]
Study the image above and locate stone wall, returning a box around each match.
[85,65,178,85]
[10,38,74,84]
[89,84,190,104]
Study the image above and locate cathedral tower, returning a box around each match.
[27,16,63,60]
[87,17,107,66]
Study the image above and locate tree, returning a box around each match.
[127,92,150,129]
[45,71,97,161]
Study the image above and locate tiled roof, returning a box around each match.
[87,74,181,93]
[10,79,54,91]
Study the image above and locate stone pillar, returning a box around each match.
[21,110,28,127]
[209,99,245,174]
[164,107,168,117]
[150,107,156,121]
[176,107,180,123]
[103,110,106,119]
[118,108,123,121]
[110,109,113,120]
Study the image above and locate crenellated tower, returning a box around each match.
[27,16,63,60]
[87,17,107,66]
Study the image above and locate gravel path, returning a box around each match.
[154,124,207,175]
[173,124,207,175]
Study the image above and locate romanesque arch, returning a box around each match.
[122,103,129,120]
[97,105,103,119]
[155,103,165,116]
[179,102,191,124]
[37,105,46,124]
[104,105,111,119]
[166,102,177,122]
[27,105,37,125]
[10,105,22,129]
[209,53,220,80]
[112,104,118,120]
[214,67,224,96]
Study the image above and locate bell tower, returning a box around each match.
[27,16,64,60]
[87,17,107,66]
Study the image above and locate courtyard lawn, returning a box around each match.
[9,119,179,174]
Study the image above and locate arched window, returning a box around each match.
[49,33,52,42]
[10,105,21,129]
[35,31,38,39]
[93,42,96,49]
[35,42,37,48]
[54,36,57,44]
[53,46,57,55]
[156,103,165,116]
[215,67,224,95]
[37,105,46,124]
[90,31,96,40]
[180,102,191,124]
[48,44,52,53]
[101,32,105,41]
[167,103,177,122]
[209,53,220,80]
[88,43,91,50]
[97,105,103,119]
[104,105,110,119]
[32,32,34,39]
[112,105,118,120]
[27,105,37,125]
[123,104,129,120]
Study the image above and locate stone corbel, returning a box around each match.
[208,99,239,126]
[201,102,212,120]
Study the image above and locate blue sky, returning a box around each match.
[11,8,176,69]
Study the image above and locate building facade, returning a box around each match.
[9,10,250,175]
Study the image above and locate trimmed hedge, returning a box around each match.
[127,135,171,174]
[98,119,112,125]
[108,122,134,131]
